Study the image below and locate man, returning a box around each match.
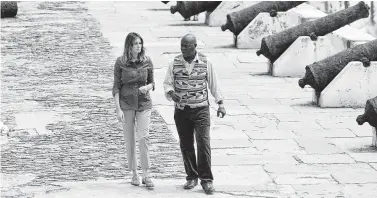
[163,34,226,195]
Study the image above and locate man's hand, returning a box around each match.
[217,106,226,118]
[168,91,181,103]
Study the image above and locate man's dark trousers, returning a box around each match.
[174,105,213,184]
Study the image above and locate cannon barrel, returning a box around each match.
[1,1,18,18]
[356,96,377,128]
[221,1,305,35]
[298,39,377,93]
[257,1,370,63]
[170,1,221,19]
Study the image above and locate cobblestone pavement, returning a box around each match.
[1,2,184,197]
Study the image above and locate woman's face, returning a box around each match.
[131,37,142,55]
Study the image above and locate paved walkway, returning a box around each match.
[1,1,377,197]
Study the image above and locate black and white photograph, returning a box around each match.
[1,0,377,197]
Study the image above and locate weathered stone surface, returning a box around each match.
[244,129,297,140]
[31,179,256,198]
[332,171,377,184]
[210,125,250,140]
[1,173,36,188]
[264,163,374,174]
[293,128,356,138]
[211,138,253,149]
[348,153,377,163]
[248,105,298,114]
[295,137,344,154]
[343,184,377,198]
[271,173,336,185]
[318,62,377,108]
[370,163,377,170]
[252,139,306,154]
[211,147,259,156]
[213,165,273,187]
[272,36,346,77]
[329,137,375,152]
[212,153,298,166]
[292,184,346,198]
[295,154,356,164]
[278,121,323,130]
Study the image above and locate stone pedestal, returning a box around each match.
[271,25,375,77]
[271,36,345,77]
[313,61,377,108]
[373,127,377,147]
[236,3,325,49]
[205,1,259,27]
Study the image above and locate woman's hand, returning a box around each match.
[139,84,153,94]
[116,109,125,123]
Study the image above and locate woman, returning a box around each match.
[112,32,155,188]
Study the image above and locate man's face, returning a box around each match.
[181,40,196,58]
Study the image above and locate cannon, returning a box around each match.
[1,1,18,18]
[298,39,377,93]
[356,96,377,128]
[256,1,370,63]
[221,1,305,36]
[170,1,221,19]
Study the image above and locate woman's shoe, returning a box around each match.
[131,175,140,186]
[142,177,154,188]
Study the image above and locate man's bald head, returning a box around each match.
[181,34,197,45]
[181,34,197,59]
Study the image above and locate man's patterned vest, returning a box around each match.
[173,53,209,109]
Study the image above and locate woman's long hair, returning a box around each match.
[121,32,146,64]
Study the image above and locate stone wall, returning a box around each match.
[308,1,377,37]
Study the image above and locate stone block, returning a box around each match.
[272,173,336,185]
[295,137,344,154]
[236,12,302,49]
[295,154,356,164]
[316,61,377,108]
[210,125,249,140]
[278,121,323,130]
[244,129,297,140]
[292,184,346,198]
[236,3,325,49]
[332,171,377,184]
[348,153,377,163]
[212,153,298,166]
[272,36,346,77]
[293,128,356,138]
[252,139,306,154]
[205,1,259,27]
[343,184,377,198]
[213,165,273,189]
[211,138,253,149]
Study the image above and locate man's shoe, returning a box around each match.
[183,179,198,189]
[202,182,215,195]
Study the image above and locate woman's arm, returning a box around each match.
[146,56,155,91]
[112,58,122,111]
